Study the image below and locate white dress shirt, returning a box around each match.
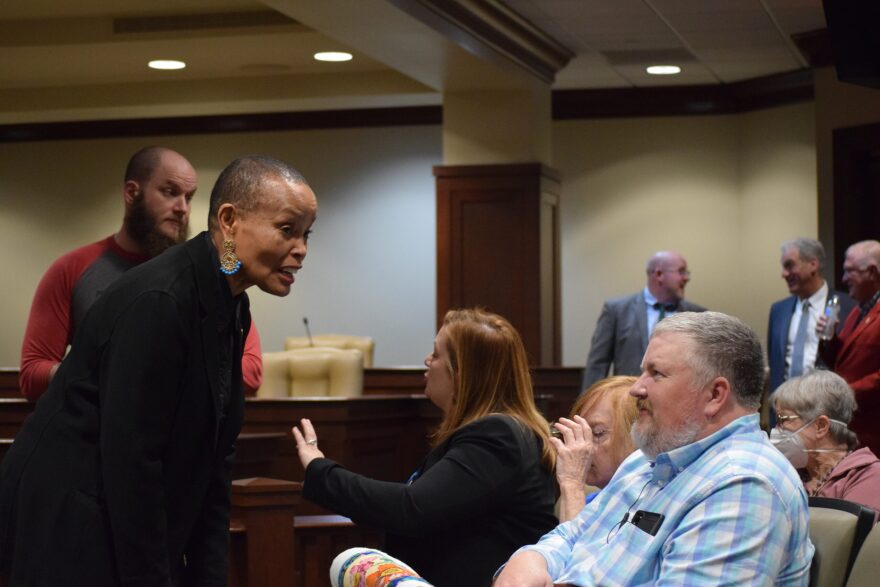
[643,288,678,337]
[785,281,828,378]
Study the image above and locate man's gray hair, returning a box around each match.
[652,311,765,409]
[773,370,859,450]
[848,240,880,270]
[781,237,825,270]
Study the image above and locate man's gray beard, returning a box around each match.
[126,193,188,258]
[631,418,701,460]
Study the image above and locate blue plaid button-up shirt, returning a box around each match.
[520,414,813,586]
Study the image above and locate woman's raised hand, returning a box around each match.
[292,418,325,469]
[550,415,594,487]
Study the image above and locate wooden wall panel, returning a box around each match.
[0,370,18,399]
[832,122,880,288]
[435,164,560,365]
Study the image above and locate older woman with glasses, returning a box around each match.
[772,370,880,514]
[552,376,639,522]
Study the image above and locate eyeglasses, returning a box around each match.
[843,266,872,276]
[550,426,612,443]
[662,269,691,278]
[775,414,801,430]
[593,428,612,444]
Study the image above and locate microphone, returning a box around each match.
[303,317,314,347]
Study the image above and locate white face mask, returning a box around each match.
[769,416,849,469]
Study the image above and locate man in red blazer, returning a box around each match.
[819,240,880,455]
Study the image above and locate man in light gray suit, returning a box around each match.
[582,251,706,390]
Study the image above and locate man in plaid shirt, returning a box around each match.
[496,311,813,586]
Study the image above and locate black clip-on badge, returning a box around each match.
[631,510,665,536]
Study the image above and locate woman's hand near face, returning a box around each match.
[292,418,325,470]
[552,415,595,484]
[550,415,594,522]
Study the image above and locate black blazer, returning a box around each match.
[303,414,558,587]
[0,232,246,587]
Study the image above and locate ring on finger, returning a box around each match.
[305,438,318,445]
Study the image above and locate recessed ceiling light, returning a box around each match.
[646,65,681,75]
[314,51,352,62]
[148,59,186,70]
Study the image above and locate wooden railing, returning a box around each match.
[0,365,583,421]
[0,365,582,586]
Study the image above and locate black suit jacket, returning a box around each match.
[303,414,557,587]
[0,232,246,587]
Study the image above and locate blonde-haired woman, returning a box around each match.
[553,376,639,521]
[293,309,557,587]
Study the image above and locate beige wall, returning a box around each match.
[443,87,552,165]
[0,126,441,368]
[0,101,817,370]
[557,101,817,366]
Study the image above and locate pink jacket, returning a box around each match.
[817,447,880,520]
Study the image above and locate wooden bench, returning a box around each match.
[294,515,383,587]
[0,366,581,586]
[229,477,384,587]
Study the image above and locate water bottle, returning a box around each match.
[820,295,840,341]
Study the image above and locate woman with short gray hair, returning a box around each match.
[772,370,880,515]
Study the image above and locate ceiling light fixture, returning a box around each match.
[148,59,186,70]
[646,65,681,75]
[314,51,352,62]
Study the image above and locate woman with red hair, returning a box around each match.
[293,308,557,587]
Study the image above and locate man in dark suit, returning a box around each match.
[767,238,855,397]
[582,251,706,390]
[819,240,880,456]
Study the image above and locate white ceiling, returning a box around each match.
[0,0,827,123]
[506,0,825,87]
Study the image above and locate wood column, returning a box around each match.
[230,477,301,587]
[435,163,560,365]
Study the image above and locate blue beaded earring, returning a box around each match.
[219,239,242,275]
